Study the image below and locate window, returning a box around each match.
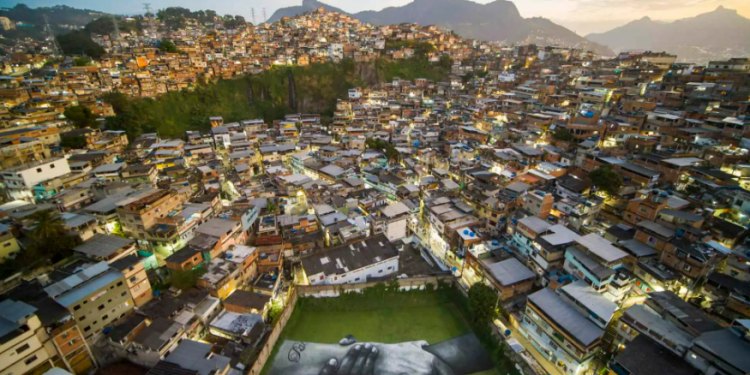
[24,355,38,365]
[73,305,81,311]
[647,236,658,246]
[116,281,123,287]
[79,316,86,321]
[3,242,10,247]
[98,304,105,311]
[83,326,91,332]
[50,164,55,169]
[36,168,42,173]
[16,343,30,354]
[102,315,109,321]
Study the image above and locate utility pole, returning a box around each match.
[43,14,63,57]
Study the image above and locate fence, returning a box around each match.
[245,276,453,375]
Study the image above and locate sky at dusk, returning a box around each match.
[5,0,750,35]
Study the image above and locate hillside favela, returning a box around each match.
[0,0,749,375]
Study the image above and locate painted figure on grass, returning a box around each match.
[268,333,494,375]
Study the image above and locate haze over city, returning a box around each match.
[6,0,750,34]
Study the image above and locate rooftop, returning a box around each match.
[483,258,535,286]
[528,288,604,348]
[301,234,398,277]
[74,234,134,259]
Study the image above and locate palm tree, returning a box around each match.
[29,210,66,242]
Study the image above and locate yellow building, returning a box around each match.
[0,224,20,261]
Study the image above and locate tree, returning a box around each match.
[552,128,574,142]
[60,135,87,149]
[467,282,498,326]
[267,301,283,324]
[64,105,99,128]
[438,54,452,70]
[159,39,178,53]
[29,210,65,240]
[56,30,105,59]
[72,57,92,66]
[171,266,207,291]
[589,165,623,197]
[27,210,80,261]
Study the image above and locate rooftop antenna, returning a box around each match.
[43,14,63,57]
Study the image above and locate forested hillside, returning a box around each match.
[103,57,450,139]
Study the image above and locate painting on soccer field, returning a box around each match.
[267,333,493,375]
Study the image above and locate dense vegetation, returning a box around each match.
[57,30,105,58]
[103,57,451,139]
[589,165,623,197]
[0,4,105,43]
[0,210,82,279]
[156,7,245,30]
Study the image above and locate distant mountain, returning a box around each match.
[587,6,750,62]
[268,0,351,21]
[0,4,106,40]
[269,0,614,55]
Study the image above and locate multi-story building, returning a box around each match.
[110,255,153,307]
[0,300,55,375]
[115,188,190,244]
[301,234,399,285]
[43,262,134,340]
[1,157,72,202]
[521,288,604,375]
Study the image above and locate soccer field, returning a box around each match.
[262,291,505,375]
[283,301,470,344]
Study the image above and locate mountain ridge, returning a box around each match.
[586,6,750,62]
[269,0,614,55]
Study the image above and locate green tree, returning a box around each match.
[467,283,498,326]
[72,56,92,66]
[267,301,283,324]
[552,128,574,142]
[171,266,207,291]
[60,135,87,149]
[27,210,81,261]
[56,30,105,59]
[589,165,623,197]
[159,39,178,53]
[438,54,453,70]
[63,105,99,128]
[29,210,65,240]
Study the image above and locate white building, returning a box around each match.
[302,234,399,285]
[328,43,344,60]
[378,202,411,242]
[2,157,71,202]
